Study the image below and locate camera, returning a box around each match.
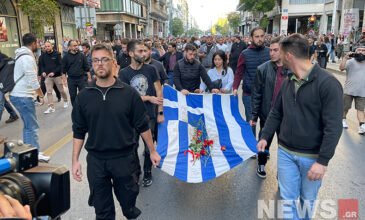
[349,53,361,58]
[0,140,70,219]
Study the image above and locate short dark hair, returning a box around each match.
[270,36,282,45]
[91,43,113,58]
[127,39,144,52]
[168,42,176,48]
[81,42,90,49]
[68,40,77,46]
[250,27,265,37]
[143,38,152,43]
[184,43,196,52]
[144,43,152,50]
[280,34,309,60]
[121,38,129,45]
[22,33,37,46]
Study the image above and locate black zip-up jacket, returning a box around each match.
[251,61,291,122]
[173,58,214,92]
[72,78,150,159]
[261,64,343,166]
[38,50,62,77]
[158,51,184,72]
[62,51,89,78]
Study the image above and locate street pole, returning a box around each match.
[146,0,150,37]
[331,0,338,34]
[295,18,298,33]
[83,0,91,43]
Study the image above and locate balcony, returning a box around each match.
[150,2,168,20]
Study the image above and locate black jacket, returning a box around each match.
[117,52,131,70]
[62,51,89,78]
[173,58,214,92]
[158,51,184,72]
[261,64,343,166]
[251,61,290,122]
[229,41,246,70]
[38,50,63,77]
[72,78,150,159]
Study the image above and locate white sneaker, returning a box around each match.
[342,119,348,129]
[63,101,68,109]
[358,124,365,135]
[34,101,42,106]
[38,152,50,162]
[44,106,55,114]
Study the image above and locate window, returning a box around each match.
[289,0,324,4]
[125,0,131,13]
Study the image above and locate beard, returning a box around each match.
[96,69,112,79]
[253,41,264,48]
[134,54,145,64]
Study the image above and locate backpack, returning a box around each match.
[0,54,29,93]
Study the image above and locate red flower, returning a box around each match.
[221,146,226,151]
[208,140,214,146]
[197,140,201,144]
[200,148,207,156]
[203,139,208,147]
[193,137,196,140]
[197,130,202,135]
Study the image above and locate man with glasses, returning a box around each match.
[62,40,90,105]
[72,43,161,219]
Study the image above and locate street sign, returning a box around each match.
[74,7,97,29]
[114,24,123,36]
[86,25,93,37]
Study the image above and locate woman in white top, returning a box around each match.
[200,50,234,93]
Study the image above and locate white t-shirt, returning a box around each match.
[216,44,228,53]
[344,59,365,97]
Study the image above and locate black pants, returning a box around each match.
[142,118,157,173]
[86,153,141,220]
[38,76,60,101]
[257,119,278,166]
[67,76,87,105]
[318,56,327,69]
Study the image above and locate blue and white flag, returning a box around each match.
[157,86,258,183]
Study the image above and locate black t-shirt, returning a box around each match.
[113,45,122,57]
[309,44,316,58]
[118,64,160,118]
[207,44,213,54]
[150,59,168,85]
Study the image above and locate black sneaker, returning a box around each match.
[250,154,257,159]
[5,115,19,123]
[142,172,152,187]
[257,165,266,179]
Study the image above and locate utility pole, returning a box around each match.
[146,0,150,37]
[331,0,339,34]
[83,0,91,42]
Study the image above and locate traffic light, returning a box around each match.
[309,16,316,24]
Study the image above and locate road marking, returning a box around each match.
[43,132,73,156]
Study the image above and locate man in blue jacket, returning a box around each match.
[158,42,183,86]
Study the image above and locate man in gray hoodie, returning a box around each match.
[9,33,49,161]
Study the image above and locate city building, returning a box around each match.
[148,0,168,37]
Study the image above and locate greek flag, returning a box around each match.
[157,86,258,183]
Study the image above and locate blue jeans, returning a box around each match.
[168,71,173,86]
[241,93,256,137]
[330,49,336,62]
[277,148,322,220]
[9,96,40,150]
[0,91,17,122]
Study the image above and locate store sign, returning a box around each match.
[86,25,93,37]
[0,17,8,42]
[282,16,288,20]
[71,0,100,8]
[74,7,97,29]
[342,8,359,36]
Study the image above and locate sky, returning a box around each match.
[186,0,239,30]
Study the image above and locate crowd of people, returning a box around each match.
[0,28,364,220]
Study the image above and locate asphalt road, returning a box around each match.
[0,67,364,220]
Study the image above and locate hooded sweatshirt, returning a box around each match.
[10,46,39,98]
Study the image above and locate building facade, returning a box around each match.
[148,0,168,37]
[238,0,364,40]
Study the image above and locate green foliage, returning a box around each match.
[17,0,59,39]
[239,0,275,13]
[227,12,241,34]
[171,17,184,37]
[259,15,270,29]
[186,27,203,37]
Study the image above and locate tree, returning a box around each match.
[171,17,184,37]
[186,27,203,37]
[227,12,241,34]
[17,0,59,39]
[239,0,275,28]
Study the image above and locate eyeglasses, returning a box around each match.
[92,57,113,64]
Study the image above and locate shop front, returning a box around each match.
[0,0,20,57]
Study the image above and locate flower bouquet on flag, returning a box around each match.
[185,119,227,167]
